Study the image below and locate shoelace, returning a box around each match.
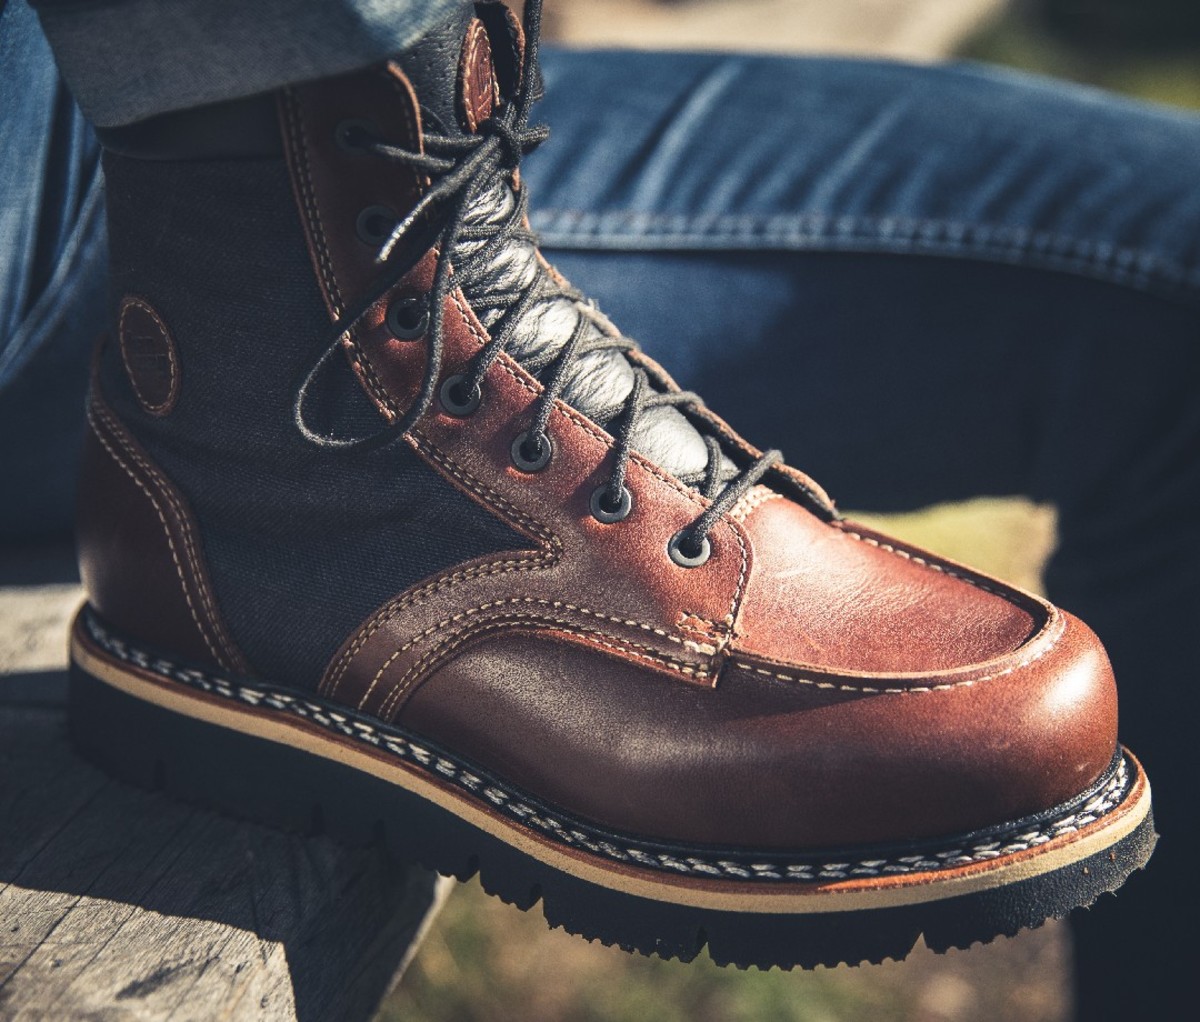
[294,0,783,564]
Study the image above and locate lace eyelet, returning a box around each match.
[334,118,378,152]
[356,205,397,247]
[386,296,429,340]
[590,484,632,524]
[668,530,711,568]
[439,374,482,417]
[511,430,553,473]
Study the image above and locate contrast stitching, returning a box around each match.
[365,596,700,712]
[531,209,1200,298]
[731,618,1060,694]
[281,89,344,316]
[91,403,246,672]
[83,609,1132,885]
[447,287,709,510]
[725,517,751,629]
[322,433,559,699]
[348,342,402,418]
[834,524,1018,605]
[729,485,781,523]
[117,297,179,415]
[460,20,485,133]
[87,407,228,670]
[377,613,712,717]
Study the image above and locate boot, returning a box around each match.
[70,0,1154,968]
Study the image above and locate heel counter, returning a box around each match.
[78,395,248,674]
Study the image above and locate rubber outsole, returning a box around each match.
[67,609,1157,970]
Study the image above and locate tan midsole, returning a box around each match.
[72,626,1151,915]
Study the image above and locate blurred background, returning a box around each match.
[381,2,1199,1021]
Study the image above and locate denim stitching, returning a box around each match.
[531,210,1200,301]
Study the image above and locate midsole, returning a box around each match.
[71,609,1151,914]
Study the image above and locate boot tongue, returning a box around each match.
[398,6,738,490]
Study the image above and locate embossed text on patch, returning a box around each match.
[118,296,180,416]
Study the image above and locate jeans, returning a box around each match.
[3,2,1199,1016]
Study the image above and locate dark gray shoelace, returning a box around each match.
[295,0,783,559]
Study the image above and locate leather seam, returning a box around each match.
[379,614,714,717]
[91,401,247,672]
[730,618,1062,694]
[729,485,781,523]
[834,524,1030,608]
[460,19,484,132]
[281,88,345,317]
[87,403,239,672]
[447,287,710,510]
[375,594,694,675]
[321,431,561,700]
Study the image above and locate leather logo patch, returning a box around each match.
[118,296,180,416]
[457,17,499,133]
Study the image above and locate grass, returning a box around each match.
[960,13,1200,111]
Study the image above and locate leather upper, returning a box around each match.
[271,11,1121,848]
[78,3,1124,853]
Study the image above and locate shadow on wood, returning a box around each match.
[0,547,444,1022]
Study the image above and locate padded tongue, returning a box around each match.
[391,3,739,491]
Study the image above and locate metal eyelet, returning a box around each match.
[590,484,632,524]
[511,430,553,473]
[334,118,378,152]
[355,205,397,247]
[386,296,429,340]
[667,529,711,568]
[439,374,482,417]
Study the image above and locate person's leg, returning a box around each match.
[0,0,106,538]
[525,50,1200,1018]
[28,0,463,126]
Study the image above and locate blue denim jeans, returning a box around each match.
[3,3,1199,1014]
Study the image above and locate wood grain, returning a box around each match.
[0,551,444,1021]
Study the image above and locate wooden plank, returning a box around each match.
[0,548,444,1021]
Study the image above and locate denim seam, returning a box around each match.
[531,209,1200,300]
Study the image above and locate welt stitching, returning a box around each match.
[92,404,244,671]
[118,297,178,414]
[87,407,228,670]
[82,608,1133,884]
[378,613,711,717]
[732,617,1061,694]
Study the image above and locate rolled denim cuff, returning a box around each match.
[31,0,463,127]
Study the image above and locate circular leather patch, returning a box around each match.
[118,296,180,416]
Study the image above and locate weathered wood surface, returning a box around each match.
[0,545,445,1022]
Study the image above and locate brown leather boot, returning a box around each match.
[69,0,1154,968]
